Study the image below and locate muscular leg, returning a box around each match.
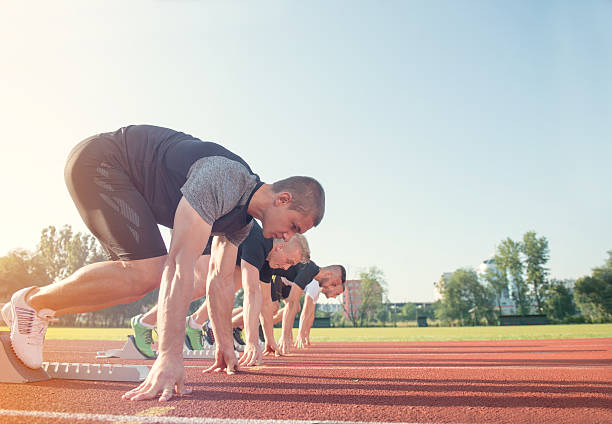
[27,256,167,316]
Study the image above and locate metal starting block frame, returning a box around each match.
[96,335,217,359]
[42,362,149,382]
[182,345,216,358]
[95,335,263,361]
[0,332,149,383]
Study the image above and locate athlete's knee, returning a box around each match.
[121,259,165,296]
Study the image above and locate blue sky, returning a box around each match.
[1,1,610,302]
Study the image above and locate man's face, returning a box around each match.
[320,277,344,298]
[261,194,315,241]
[267,243,302,270]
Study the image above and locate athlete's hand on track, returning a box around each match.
[122,353,191,402]
[238,342,263,366]
[277,335,292,355]
[263,340,282,357]
[294,334,310,349]
[203,347,239,374]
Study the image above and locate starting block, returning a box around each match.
[0,332,149,383]
[43,362,149,382]
[183,345,216,359]
[0,332,49,383]
[96,335,156,360]
[97,335,217,359]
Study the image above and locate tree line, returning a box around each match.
[0,225,164,327]
[435,231,612,326]
[2,226,609,328]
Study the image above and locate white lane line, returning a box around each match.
[0,409,434,424]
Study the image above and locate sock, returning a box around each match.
[138,316,155,329]
[189,315,204,330]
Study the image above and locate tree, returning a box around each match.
[543,279,576,321]
[436,268,494,326]
[521,231,550,313]
[34,225,107,326]
[342,282,361,327]
[573,250,612,322]
[35,225,106,282]
[574,276,612,322]
[482,266,506,316]
[357,267,386,326]
[36,225,106,281]
[0,249,47,301]
[496,238,530,315]
[401,302,417,322]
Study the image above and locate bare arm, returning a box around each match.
[259,282,282,356]
[238,260,264,366]
[124,197,211,401]
[278,285,303,354]
[295,295,316,348]
[259,281,274,342]
[204,236,239,373]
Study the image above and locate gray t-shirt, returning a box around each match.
[181,156,260,246]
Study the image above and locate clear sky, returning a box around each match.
[1,1,610,302]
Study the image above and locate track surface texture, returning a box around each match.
[1,338,611,424]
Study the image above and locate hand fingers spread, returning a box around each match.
[203,364,219,373]
[239,352,252,366]
[130,386,163,402]
[123,380,150,398]
[176,379,192,396]
[158,387,174,402]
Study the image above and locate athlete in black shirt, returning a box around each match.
[5,125,325,403]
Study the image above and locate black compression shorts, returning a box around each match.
[64,134,167,261]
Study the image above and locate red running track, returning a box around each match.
[1,338,611,424]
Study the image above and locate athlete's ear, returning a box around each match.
[274,192,293,206]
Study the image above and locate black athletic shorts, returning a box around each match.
[270,275,292,302]
[64,133,167,261]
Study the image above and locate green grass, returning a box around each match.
[2,324,611,341]
[301,324,612,342]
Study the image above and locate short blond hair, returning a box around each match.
[274,234,310,263]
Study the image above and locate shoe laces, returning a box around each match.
[144,328,154,345]
[15,306,54,345]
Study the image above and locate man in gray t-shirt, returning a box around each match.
[4,125,325,402]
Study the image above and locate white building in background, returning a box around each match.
[476,255,518,315]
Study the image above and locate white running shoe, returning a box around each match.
[9,287,55,369]
[1,302,13,328]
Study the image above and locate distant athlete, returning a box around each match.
[270,263,346,353]
[130,221,310,357]
[201,262,345,354]
[2,125,324,402]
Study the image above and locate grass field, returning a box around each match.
[1,324,611,341]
